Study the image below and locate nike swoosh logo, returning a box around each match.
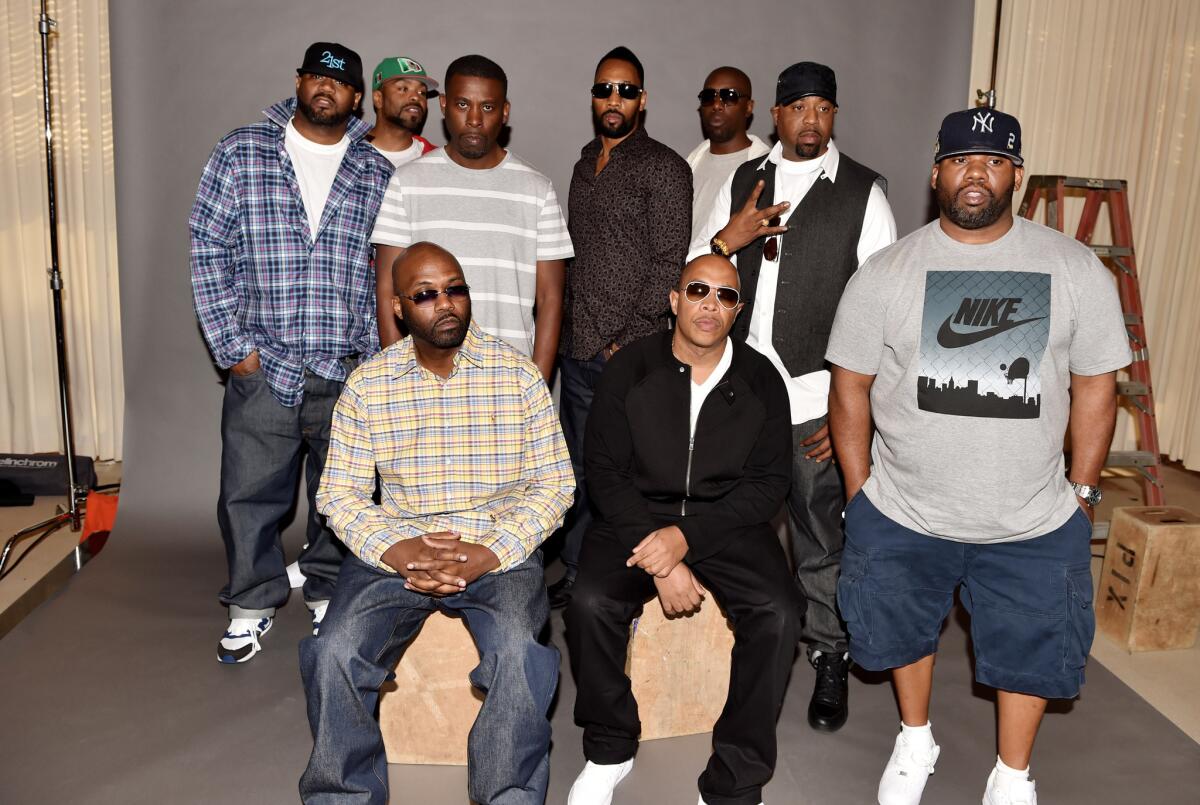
[936,315,1045,348]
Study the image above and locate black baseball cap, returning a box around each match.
[934,107,1023,166]
[297,42,364,93]
[775,62,837,107]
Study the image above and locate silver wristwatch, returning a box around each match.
[1070,482,1102,507]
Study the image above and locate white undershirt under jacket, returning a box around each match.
[690,140,898,425]
[284,119,350,241]
[689,338,734,438]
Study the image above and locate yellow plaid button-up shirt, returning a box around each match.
[316,322,574,572]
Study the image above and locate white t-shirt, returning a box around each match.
[689,338,734,437]
[689,140,897,425]
[284,119,350,241]
[372,139,424,170]
[686,135,771,249]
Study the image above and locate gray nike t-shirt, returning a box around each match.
[826,217,1131,542]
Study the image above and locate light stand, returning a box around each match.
[0,0,88,578]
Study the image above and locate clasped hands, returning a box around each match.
[626,526,706,617]
[381,532,500,597]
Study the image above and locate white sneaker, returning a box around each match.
[286,560,306,589]
[983,768,1037,805]
[878,729,940,805]
[567,759,633,805]
[217,616,272,664]
[309,601,328,636]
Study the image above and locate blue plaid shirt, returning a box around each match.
[189,98,393,406]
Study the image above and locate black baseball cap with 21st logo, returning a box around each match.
[934,107,1023,167]
[297,42,364,93]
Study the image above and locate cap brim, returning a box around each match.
[775,90,837,108]
[374,75,440,93]
[935,147,1023,167]
[298,66,364,92]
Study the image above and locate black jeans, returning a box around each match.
[556,354,607,577]
[565,529,804,805]
[217,367,349,617]
[787,415,849,654]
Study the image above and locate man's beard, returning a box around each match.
[937,181,1014,230]
[385,106,426,134]
[594,108,636,138]
[792,130,824,159]
[702,119,737,145]
[297,94,352,128]
[411,310,469,348]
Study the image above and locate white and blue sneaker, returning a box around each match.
[309,602,328,637]
[217,616,272,664]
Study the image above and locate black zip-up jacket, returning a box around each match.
[583,331,793,562]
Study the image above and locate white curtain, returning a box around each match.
[971,0,1200,470]
[0,0,123,460]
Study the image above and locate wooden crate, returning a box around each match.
[627,593,735,740]
[378,591,737,766]
[1096,506,1200,651]
[379,611,481,765]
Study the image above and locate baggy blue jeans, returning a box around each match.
[298,552,559,805]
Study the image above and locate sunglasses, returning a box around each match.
[763,216,783,262]
[400,284,471,305]
[681,280,740,310]
[591,81,643,100]
[697,88,745,106]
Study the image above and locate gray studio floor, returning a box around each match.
[0,500,1198,805]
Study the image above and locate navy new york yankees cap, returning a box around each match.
[934,108,1023,166]
[298,42,364,93]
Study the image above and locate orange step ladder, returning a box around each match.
[1018,176,1165,508]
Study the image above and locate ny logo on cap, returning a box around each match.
[972,111,994,133]
[320,50,346,71]
[396,57,423,73]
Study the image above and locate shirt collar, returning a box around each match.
[392,320,488,377]
[758,138,841,182]
[586,123,650,156]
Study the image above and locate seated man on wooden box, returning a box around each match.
[299,242,574,805]
[565,255,803,805]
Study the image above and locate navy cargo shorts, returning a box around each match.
[836,491,1095,700]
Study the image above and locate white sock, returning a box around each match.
[994,756,1030,781]
[900,721,935,750]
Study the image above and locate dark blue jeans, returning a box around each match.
[299,553,559,805]
[556,354,607,577]
[217,367,348,617]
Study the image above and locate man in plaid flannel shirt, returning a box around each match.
[301,242,573,805]
[189,41,392,664]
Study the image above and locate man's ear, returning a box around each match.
[1014,165,1025,191]
[391,296,404,323]
[668,288,679,318]
[930,163,940,190]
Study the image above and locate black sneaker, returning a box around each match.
[547,576,575,609]
[808,650,850,732]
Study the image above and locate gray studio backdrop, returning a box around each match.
[112,0,973,543]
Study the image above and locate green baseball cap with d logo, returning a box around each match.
[372,57,440,94]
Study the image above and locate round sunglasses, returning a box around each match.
[591,81,643,101]
[680,280,740,310]
[399,284,471,305]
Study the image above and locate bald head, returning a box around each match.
[704,66,751,96]
[699,67,754,148]
[681,254,740,290]
[392,241,462,291]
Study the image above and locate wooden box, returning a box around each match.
[379,611,482,765]
[1096,506,1200,651]
[627,593,735,740]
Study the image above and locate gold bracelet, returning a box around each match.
[710,236,730,257]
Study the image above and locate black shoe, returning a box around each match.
[547,576,575,609]
[808,650,850,732]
